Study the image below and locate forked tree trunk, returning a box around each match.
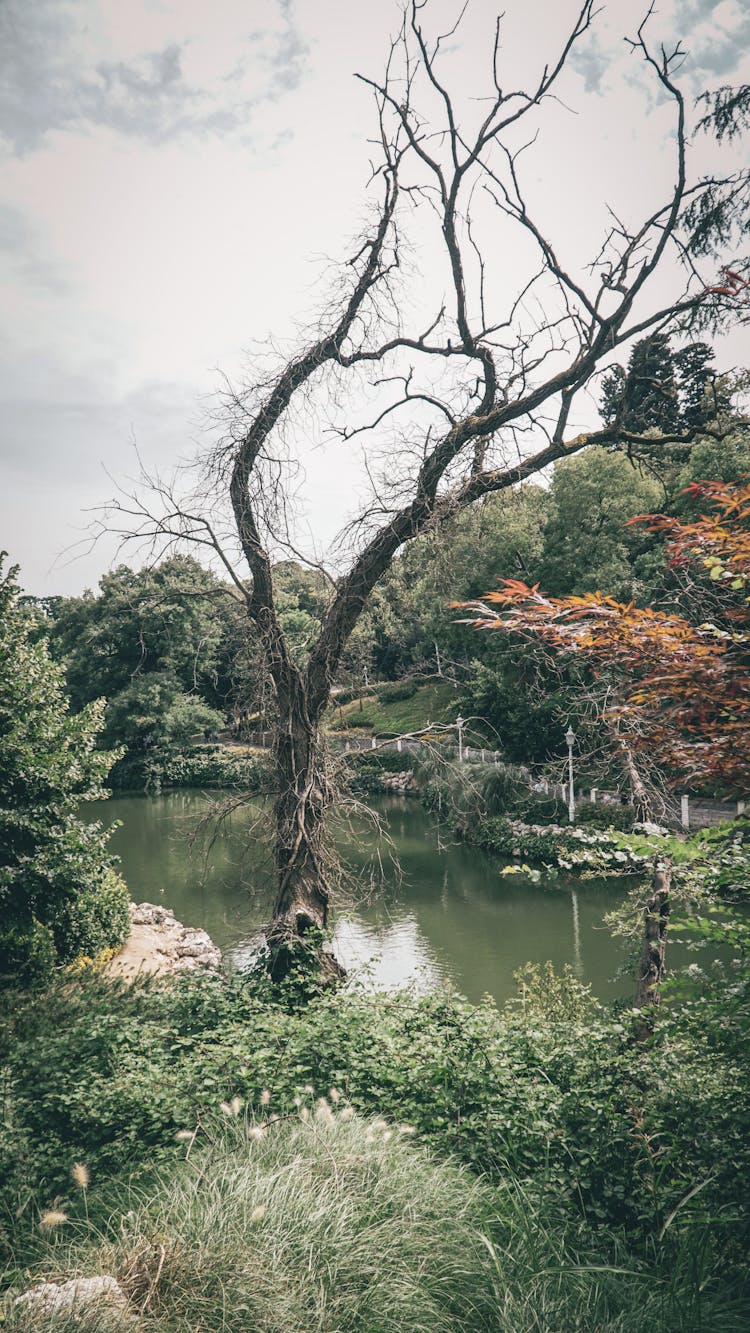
[634,861,671,1011]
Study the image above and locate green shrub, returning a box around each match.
[348,748,414,773]
[577,800,637,831]
[23,1117,499,1332]
[466,813,650,875]
[3,966,748,1258]
[346,749,415,790]
[477,763,529,815]
[0,921,55,990]
[514,791,569,823]
[331,683,380,707]
[3,978,748,1328]
[110,747,267,794]
[8,1115,744,1333]
[49,868,130,962]
[377,677,420,703]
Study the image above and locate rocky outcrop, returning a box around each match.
[106,902,222,979]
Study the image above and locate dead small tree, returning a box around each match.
[634,860,672,1011]
[106,2,739,978]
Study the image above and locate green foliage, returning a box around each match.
[345,748,415,793]
[110,745,268,794]
[2,964,749,1319]
[458,651,587,764]
[362,485,549,681]
[47,558,232,754]
[539,448,663,601]
[576,801,637,832]
[377,677,420,703]
[0,922,55,992]
[7,1114,745,1332]
[331,682,380,707]
[465,814,651,875]
[0,558,129,986]
[103,683,225,754]
[599,334,723,441]
[47,1117,499,1332]
[678,819,750,902]
[349,749,414,774]
[511,960,602,1023]
[329,680,459,736]
[476,762,530,815]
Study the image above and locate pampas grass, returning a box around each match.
[5,1115,747,1331]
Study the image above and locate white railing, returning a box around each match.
[220,731,746,830]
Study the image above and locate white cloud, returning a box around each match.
[0,0,310,155]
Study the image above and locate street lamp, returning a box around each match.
[456,715,465,763]
[565,725,576,824]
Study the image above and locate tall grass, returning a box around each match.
[4,1112,746,1331]
[5,1112,499,1332]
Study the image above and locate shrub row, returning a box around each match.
[109,746,268,794]
[2,963,748,1269]
[464,814,650,875]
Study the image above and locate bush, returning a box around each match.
[478,763,530,815]
[514,792,570,823]
[346,749,415,792]
[110,747,268,794]
[0,921,55,991]
[466,813,649,875]
[377,678,420,703]
[577,800,637,831]
[349,748,414,773]
[16,1117,499,1332]
[330,683,380,707]
[49,868,130,962]
[2,968,747,1245]
[346,749,414,785]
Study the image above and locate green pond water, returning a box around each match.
[84,791,648,1006]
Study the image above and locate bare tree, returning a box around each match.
[107,2,741,978]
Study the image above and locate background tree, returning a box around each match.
[48,556,230,752]
[686,83,750,288]
[107,2,741,976]
[458,480,750,798]
[599,333,730,478]
[0,557,129,987]
[538,449,663,602]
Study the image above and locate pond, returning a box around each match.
[85,791,647,1006]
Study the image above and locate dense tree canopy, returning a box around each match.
[599,334,724,443]
[47,557,230,750]
[0,557,129,986]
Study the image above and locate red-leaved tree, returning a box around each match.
[458,480,750,797]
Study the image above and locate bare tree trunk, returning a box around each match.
[266,687,340,981]
[634,861,671,1010]
[615,727,653,821]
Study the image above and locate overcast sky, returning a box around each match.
[1,0,748,596]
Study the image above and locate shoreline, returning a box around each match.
[106,902,222,979]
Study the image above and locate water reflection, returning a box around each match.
[85,791,636,1005]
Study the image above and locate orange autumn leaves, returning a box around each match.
[457,481,750,791]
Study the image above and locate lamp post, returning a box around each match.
[565,725,576,824]
[456,715,465,763]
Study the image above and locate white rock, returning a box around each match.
[15,1275,127,1315]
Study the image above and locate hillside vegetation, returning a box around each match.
[328,679,461,737]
